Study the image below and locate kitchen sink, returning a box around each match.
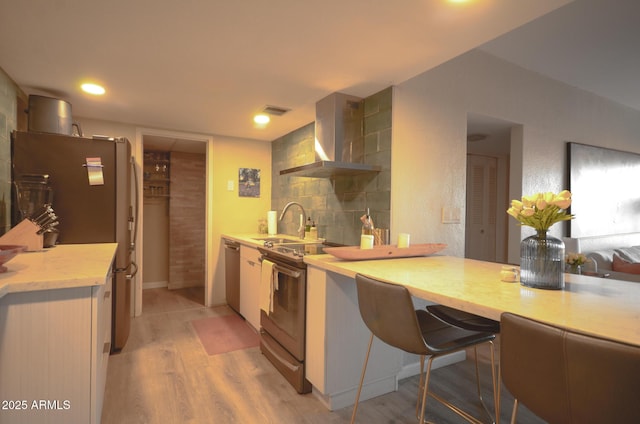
[252,237,300,244]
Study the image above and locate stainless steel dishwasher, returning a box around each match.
[223,239,240,313]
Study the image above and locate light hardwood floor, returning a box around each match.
[101,287,545,423]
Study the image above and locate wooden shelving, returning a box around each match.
[143,151,170,198]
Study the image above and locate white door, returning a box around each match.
[465,154,498,262]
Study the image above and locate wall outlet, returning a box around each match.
[441,207,461,224]
[227,180,234,191]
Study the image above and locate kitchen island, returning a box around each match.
[0,243,117,424]
[303,253,640,410]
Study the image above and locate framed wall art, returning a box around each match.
[238,167,260,198]
[567,142,640,237]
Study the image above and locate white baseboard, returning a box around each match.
[143,280,168,289]
[310,351,467,411]
[396,351,466,380]
[311,375,398,411]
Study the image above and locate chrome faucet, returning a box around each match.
[279,201,307,239]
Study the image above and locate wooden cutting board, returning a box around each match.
[323,243,447,260]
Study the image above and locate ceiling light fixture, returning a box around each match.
[253,114,270,125]
[253,104,290,128]
[81,83,106,95]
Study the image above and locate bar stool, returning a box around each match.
[351,274,497,424]
[427,304,500,421]
[501,312,640,423]
[427,305,500,333]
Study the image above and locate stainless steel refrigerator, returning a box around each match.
[11,130,138,352]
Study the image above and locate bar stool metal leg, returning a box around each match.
[472,344,499,424]
[350,333,374,424]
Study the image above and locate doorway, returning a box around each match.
[133,128,213,316]
[465,114,514,263]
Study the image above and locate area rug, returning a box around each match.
[191,314,260,356]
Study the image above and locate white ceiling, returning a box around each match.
[2,0,637,148]
[479,0,640,114]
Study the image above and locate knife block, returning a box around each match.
[0,219,44,251]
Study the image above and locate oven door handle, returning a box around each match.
[259,256,303,278]
[260,331,299,372]
[273,265,301,279]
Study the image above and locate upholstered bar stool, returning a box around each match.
[427,305,500,333]
[351,274,497,424]
[501,312,640,423]
[427,304,501,421]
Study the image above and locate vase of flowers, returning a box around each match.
[507,190,574,290]
[565,252,588,274]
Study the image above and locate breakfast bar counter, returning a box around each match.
[304,253,640,346]
[303,253,640,410]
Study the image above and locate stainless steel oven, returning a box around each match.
[258,242,333,394]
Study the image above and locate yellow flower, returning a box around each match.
[565,252,587,265]
[507,208,519,219]
[521,208,535,217]
[551,190,572,209]
[536,198,547,210]
[521,195,536,208]
[506,190,574,231]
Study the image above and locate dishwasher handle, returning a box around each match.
[224,240,240,251]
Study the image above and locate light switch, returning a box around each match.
[227,180,234,191]
[441,207,461,224]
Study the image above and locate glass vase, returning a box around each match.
[568,264,582,275]
[520,230,565,290]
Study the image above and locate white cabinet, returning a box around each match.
[240,245,261,330]
[0,270,112,424]
[306,266,402,411]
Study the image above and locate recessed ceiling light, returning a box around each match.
[253,114,270,125]
[81,83,106,95]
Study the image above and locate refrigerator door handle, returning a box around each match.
[130,156,139,251]
[126,261,138,279]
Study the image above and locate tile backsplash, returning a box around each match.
[271,87,392,246]
[0,68,25,235]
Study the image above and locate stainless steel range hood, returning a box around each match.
[280,92,381,178]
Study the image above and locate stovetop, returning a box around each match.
[258,241,340,265]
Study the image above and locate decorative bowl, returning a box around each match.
[324,243,447,261]
[0,245,28,273]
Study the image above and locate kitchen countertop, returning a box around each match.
[222,233,318,248]
[303,253,640,347]
[0,243,118,299]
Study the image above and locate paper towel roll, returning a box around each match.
[267,211,277,235]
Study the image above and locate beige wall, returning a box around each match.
[210,135,271,305]
[393,49,640,263]
[75,117,272,307]
[77,118,137,142]
[142,198,169,285]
